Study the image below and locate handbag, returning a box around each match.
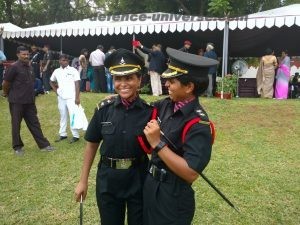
[71,104,88,130]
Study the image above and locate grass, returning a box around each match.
[0,92,299,225]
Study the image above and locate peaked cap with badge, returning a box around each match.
[162,47,219,79]
[104,48,144,76]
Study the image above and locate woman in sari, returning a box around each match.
[275,50,291,99]
[256,48,278,98]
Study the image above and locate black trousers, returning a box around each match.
[97,191,143,225]
[93,66,107,93]
[143,174,195,225]
[9,103,50,150]
[96,164,145,225]
[42,70,51,91]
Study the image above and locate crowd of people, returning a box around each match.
[257,48,293,99]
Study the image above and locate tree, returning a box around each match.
[0,0,297,27]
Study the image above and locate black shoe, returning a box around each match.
[55,136,68,142]
[41,145,56,152]
[69,137,79,144]
[14,148,25,156]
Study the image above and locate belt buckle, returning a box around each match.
[117,159,131,169]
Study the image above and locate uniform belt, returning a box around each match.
[101,155,144,169]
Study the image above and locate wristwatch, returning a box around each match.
[153,140,166,153]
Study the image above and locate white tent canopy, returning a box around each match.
[2,13,226,39]
[0,22,23,32]
[229,4,300,30]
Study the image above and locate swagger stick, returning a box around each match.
[157,117,239,213]
[80,195,83,225]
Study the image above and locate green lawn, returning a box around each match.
[0,92,299,225]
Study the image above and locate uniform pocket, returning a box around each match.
[101,124,115,135]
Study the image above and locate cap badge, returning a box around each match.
[119,57,126,65]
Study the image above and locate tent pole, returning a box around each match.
[221,18,229,99]
[132,34,135,53]
[0,27,4,51]
[60,36,63,54]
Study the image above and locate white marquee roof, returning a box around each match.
[2,13,225,39]
[0,23,23,32]
[1,4,300,39]
[229,4,300,30]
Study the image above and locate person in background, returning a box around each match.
[142,48,218,225]
[0,49,7,90]
[41,44,53,94]
[29,45,42,80]
[137,42,166,96]
[256,48,278,98]
[75,49,153,225]
[179,40,192,53]
[89,45,106,93]
[105,46,116,93]
[275,50,291,99]
[79,48,89,92]
[203,43,218,97]
[197,48,204,56]
[50,54,81,144]
[2,46,55,156]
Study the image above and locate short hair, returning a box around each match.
[43,44,50,49]
[80,48,88,55]
[97,45,104,50]
[17,46,28,53]
[176,74,209,97]
[282,49,288,55]
[59,54,69,60]
[265,48,273,55]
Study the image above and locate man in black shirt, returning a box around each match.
[2,46,55,156]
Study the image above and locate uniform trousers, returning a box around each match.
[96,163,145,225]
[9,103,50,150]
[206,73,216,97]
[143,172,195,225]
[149,71,162,96]
[42,70,51,92]
[93,66,107,93]
[57,96,79,138]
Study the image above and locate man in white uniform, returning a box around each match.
[50,54,81,143]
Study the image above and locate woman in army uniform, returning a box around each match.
[75,49,152,225]
[143,48,219,225]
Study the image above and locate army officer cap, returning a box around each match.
[104,48,144,76]
[162,47,219,95]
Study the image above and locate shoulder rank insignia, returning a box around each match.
[96,98,115,110]
[196,109,207,118]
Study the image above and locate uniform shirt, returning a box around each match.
[0,50,7,62]
[85,96,153,159]
[89,49,105,66]
[152,97,212,174]
[140,46,166,74]
[0,50,6,69]
[204,50,218,74]
[50,65,80,99]
[42,51,53,72]
[4,60,35,104]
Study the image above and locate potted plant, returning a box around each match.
[215,74,237,99]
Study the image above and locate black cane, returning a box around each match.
[80,195,83,225]
[159,129,240,213]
